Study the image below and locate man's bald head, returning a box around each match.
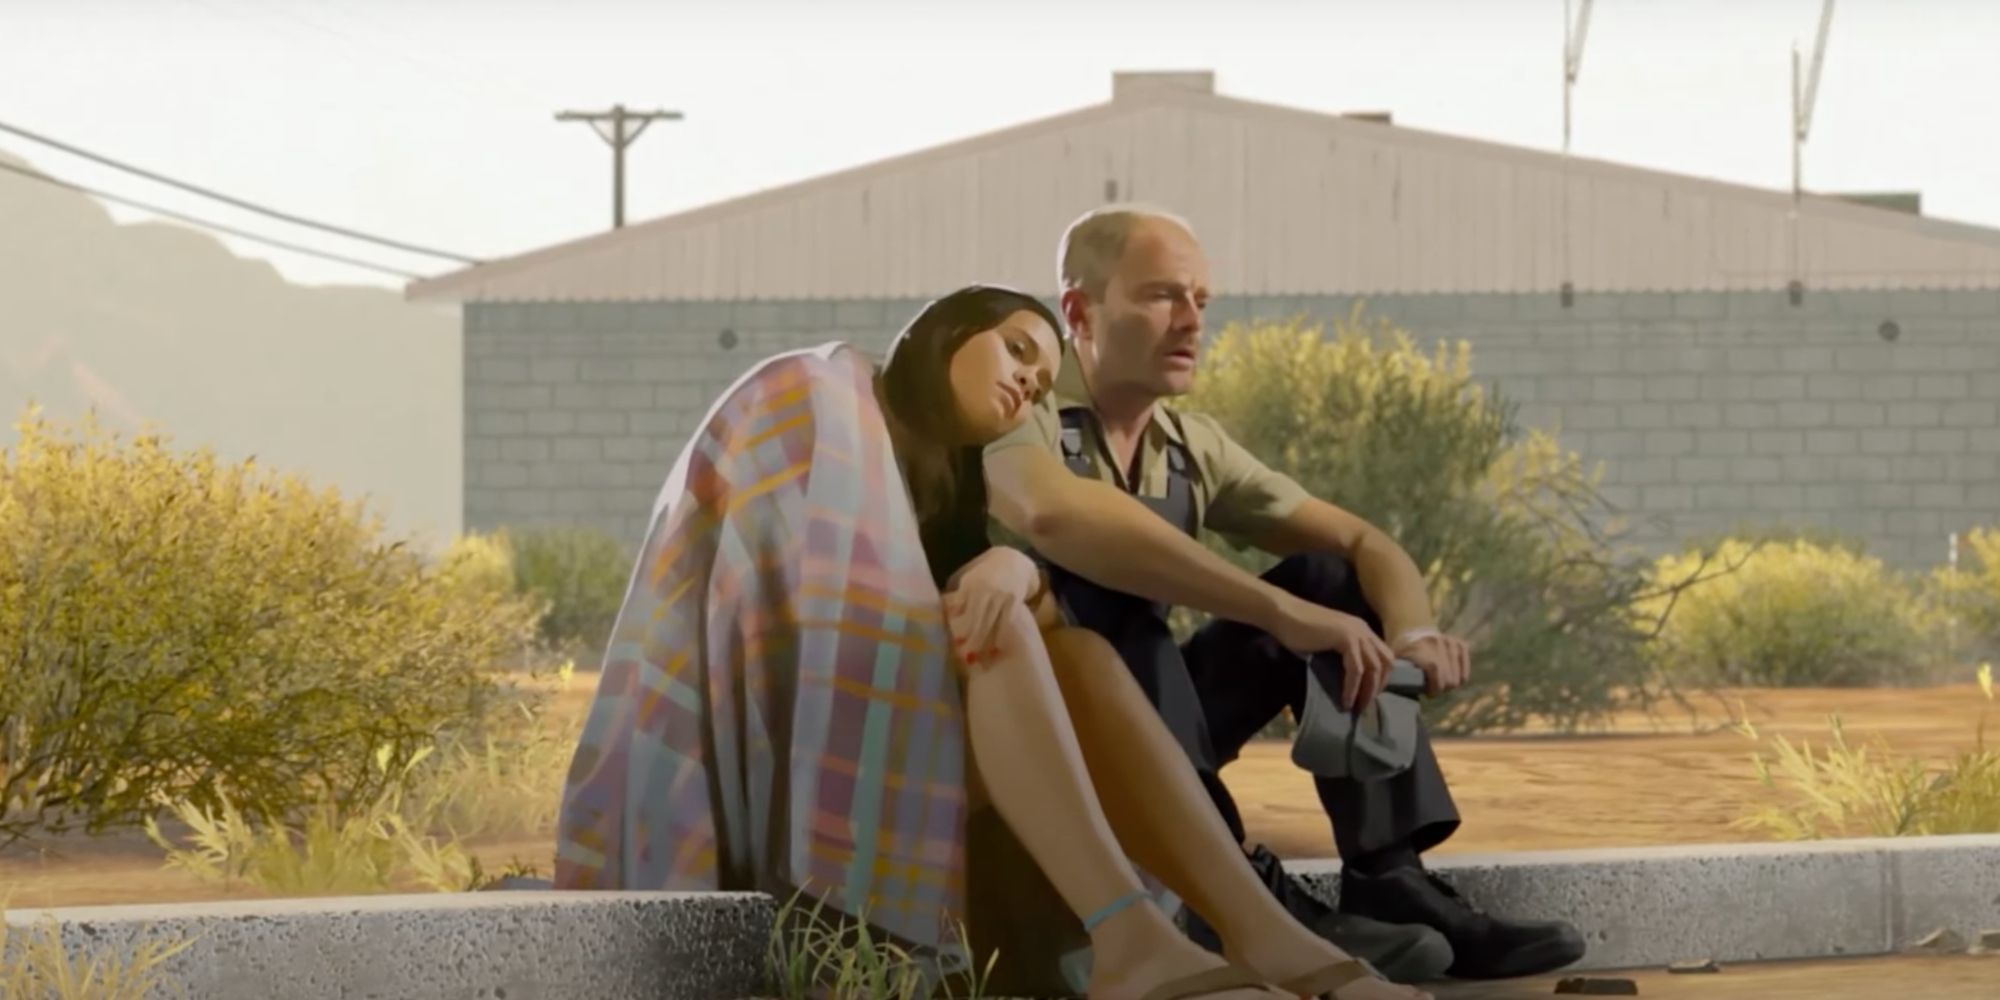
[1057,203,1197,301]
[1052,203,1210,405]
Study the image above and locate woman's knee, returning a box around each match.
[988,600,1045,650]
[1040,625,1117,667]
[1038,627,1132,697]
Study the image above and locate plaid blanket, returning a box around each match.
[551,342,974,956]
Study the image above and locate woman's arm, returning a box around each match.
[944,546,1060,630]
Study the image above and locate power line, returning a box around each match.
[0,160,428,280]
[0,119,483,264]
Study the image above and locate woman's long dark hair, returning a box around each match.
[874,285,1062,583]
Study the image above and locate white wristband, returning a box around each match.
[1391,627,1441,650]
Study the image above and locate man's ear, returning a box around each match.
[1058,287,1094,345]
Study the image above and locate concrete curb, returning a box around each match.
[7,837,1998,999]
[1292,834,2000,971]
[2,891,776,1000]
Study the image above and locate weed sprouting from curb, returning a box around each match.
[765,884,999,1000]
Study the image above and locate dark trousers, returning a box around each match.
[1048,550,1461,862]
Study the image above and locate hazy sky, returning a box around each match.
[4,0,1996,291]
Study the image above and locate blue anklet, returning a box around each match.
[1082,889,1153,932]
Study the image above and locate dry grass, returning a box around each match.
[140,666,579,897]
[765,886,998,1000]
[0,893,195,1000]
[1735,663,2000,839]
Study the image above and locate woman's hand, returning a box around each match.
[943,547,1039,668]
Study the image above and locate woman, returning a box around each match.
[553,285,1429,1000]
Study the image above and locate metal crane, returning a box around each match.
[1564,0,1594,155]
[1790,0,1837,303]
[1560,0,1594,305]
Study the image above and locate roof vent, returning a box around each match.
[1112,70,1215,102]
[1342,111,1394,125]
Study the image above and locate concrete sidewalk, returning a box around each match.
[6,836,1997,1000]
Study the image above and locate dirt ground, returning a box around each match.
[3,678,1993,911]
[1426,953,2000,999]
[1240,679,1998,860]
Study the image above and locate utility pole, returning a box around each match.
[1789,0,1836,304]
[556,104,684,229]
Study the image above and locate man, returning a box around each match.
[979,203,1587,983]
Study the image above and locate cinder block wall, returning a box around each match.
[462,298,935,546]
[463,289,2000,568]
[1326,289,2000,568]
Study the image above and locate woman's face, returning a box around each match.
[946,309,1062,443]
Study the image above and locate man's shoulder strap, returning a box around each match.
[1058,404,1200,480]
[1057,405,1091,464]
[1161,407,1196,479]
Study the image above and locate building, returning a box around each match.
[407,70,2000,568]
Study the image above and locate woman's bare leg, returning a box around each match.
[962,603,1272,1000]
[1040,626,1432,1000]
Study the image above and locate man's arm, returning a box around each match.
[983,443,1299,631]
[1246,497,1439,644]
[1188,411,1440,644]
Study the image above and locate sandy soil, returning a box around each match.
[1241,680,1998,859]
[1427,953,2000,999]
[3,679,1993,910]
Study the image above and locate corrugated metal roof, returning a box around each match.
[407,72,2000,303]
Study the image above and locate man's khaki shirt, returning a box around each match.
[982,344,1311,550]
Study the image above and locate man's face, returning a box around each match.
[1084,218,1211,399]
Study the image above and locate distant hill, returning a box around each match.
[0,149,461,550]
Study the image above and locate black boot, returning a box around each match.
[1338,865,1586,980]
[1183,845,1454,985]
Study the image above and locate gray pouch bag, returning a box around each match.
[1290,656,1426,782]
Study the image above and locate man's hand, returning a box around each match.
[1395,631,1472,696]
[1267,595,1395,711]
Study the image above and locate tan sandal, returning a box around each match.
[1279,957,1419,999]
[1137,963,1286,1000]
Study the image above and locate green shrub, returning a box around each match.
[438,530,523,606]
[1964,527,2000,609]
[0,407,543,847]
[1178,309,1682,735]
[1643,536,1953,688]
[1927,526,2000,663]
[503,525,633,657]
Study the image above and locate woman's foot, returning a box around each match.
[1222,918,1435,1000]
[1087,902,1281,1000]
